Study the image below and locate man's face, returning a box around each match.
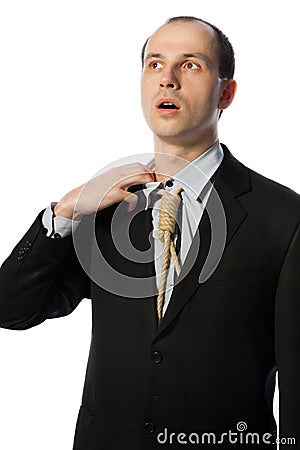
[141,21,228,146]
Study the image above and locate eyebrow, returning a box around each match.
[145,52,211,66]
[182,53,211,65]
[145,53,164,61]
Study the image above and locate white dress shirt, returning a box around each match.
[42,140,224,317]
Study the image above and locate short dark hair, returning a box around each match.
[141,15,235,80]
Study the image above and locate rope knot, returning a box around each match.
[156,184,183,324]
[157,185,182,241]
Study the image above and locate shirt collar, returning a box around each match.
[142,140,224,209]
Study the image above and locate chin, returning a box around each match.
[151,125,184,139]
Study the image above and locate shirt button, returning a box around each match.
[152,351,163,364]
[165,179,174,188]
[144,422,155,434]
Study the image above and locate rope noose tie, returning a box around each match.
[156,185,183,323]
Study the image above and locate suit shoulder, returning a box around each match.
[221,145,300,209]
[244,164,300,222]
[248,165,299,200]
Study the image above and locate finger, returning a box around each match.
[122,171,155,188]
[141,164,156,181]
[128,163,156,181]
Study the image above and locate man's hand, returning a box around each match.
[53,163,155,220]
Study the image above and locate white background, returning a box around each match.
[0,1,299,448]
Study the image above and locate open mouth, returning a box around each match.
[158,102,180,110]
[156,98,181,111]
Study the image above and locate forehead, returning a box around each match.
[145,21,218,62]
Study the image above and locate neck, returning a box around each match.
[153,134,218,182]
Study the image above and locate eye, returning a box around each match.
[149,61,163,70]
[183,61,200,70]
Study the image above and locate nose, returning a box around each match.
[159,67,180,90]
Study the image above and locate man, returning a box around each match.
[0,16,300,449]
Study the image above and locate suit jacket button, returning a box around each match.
[152,351,162,364]
[53,233,61,239]
[144,422,155,434]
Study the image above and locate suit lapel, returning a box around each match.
[153,145,252,341]
[214,144,252,247]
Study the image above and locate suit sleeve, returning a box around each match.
[0,210,91,330]
[275,221,300,448]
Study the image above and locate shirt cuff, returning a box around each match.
[42,203,81,238]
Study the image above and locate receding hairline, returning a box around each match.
[143,19,220,66]
[166,17,218,35]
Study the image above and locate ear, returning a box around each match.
[218,79,237,111]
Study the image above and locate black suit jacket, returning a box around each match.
[1,145,300,449]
